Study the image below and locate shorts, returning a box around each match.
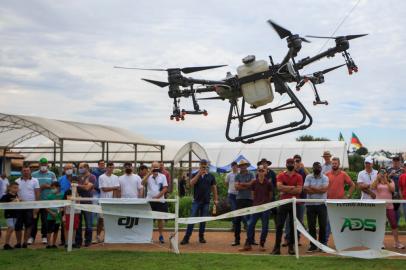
[65,214,80,230]
[6,218,17,229]
[386,208,397,229]
[47,220,60,233]
[149,202,168,213]
[15,209,33,231]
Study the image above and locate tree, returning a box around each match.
[355,146,368,156]
[296,135,330,141]
[349,154,365,172]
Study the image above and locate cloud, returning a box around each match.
[0,0,406,151]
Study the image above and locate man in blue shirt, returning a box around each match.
[180,160,218,245]
[29,158,57,245]
[232,159,255,246]
[303,162,329,253]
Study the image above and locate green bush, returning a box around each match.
[168,196,193,218]
[345,170,361,199]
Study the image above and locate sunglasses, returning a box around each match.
[259,169,265,172]
[294,160,301,163]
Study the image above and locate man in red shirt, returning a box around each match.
[398,160,406,223]
[160,162,172,193]
[324,157,355,245]
[271,158,303,255]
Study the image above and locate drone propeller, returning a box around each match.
[141,78,170,88]
[305,34,368,41]
[267,20,310,43]
[114,65,227,74]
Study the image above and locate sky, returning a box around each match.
[1,0,406,152]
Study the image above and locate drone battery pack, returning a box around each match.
[237,59,274,107]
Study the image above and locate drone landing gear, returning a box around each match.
[342,51,358,75]
[310,82,328,106]
[225,78,313,143]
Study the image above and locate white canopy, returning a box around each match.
[0,113,161,147]
[202,141,349,168]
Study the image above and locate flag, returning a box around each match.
[338,132,345,141]
[350,132,363,150]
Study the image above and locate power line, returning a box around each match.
[316,0,362,54]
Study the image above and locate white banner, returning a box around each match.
[327,200,386,251]
[101,201,153,244]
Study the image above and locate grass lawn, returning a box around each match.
[0,249,404,270]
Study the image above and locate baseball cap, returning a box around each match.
[39,157,48,164]
[200,159,209,164]
[364,157,373,164]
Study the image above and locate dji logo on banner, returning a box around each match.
[118,217,139,229]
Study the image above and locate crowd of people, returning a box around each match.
[178,152,406,255]
[1,152,406,254]
[0,158,172,250]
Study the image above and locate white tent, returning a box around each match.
[202,141,349,169]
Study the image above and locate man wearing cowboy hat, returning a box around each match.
[321,151,333,175]
[257,158,277,225]
[232,159,256,246]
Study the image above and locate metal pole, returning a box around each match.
[188,151,192,181]
[59,139,64,176]
[67,183,77,252]
[106,142,109,162]
[1,147,6,174]
[134,144,138,168]
[101,142,105,160]
[174,178,180,254]
[160,146,164,162]
[53,142,57,171]
[292,197,299,259]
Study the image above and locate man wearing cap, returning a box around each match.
[142,161,168,244]
[225,161,243,231]
[357,157,378,200]
[387,156,403,224]
[258,158,278,228]
[271,158,303,255]
[29,158,57,245]
[283,154,307,247]
[240,165,273,251]
[321,151,332,175]
[181,159,218,245]
[303,162,329,253]
[232,159,256,246]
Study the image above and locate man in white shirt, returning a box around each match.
[225,161,239,230]
[97,162,120,242]
[99,162,120,199]
[357,157,378,199]
[15,165,40,248]
[142,161,168,244]
[1,173,9,196]
[119,162,144,198]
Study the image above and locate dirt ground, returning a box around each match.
[2,229,406,257]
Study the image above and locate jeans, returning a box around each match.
[306,204,327,249]
[325,216,331,245]
[75,210,94,245]
[246,210,270,245]
[184,201,210,239]
[31,208,48,239]
[274,203,294,249]
[228,193,248,229]
[284,203,304,242]
[234,199,253,242]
